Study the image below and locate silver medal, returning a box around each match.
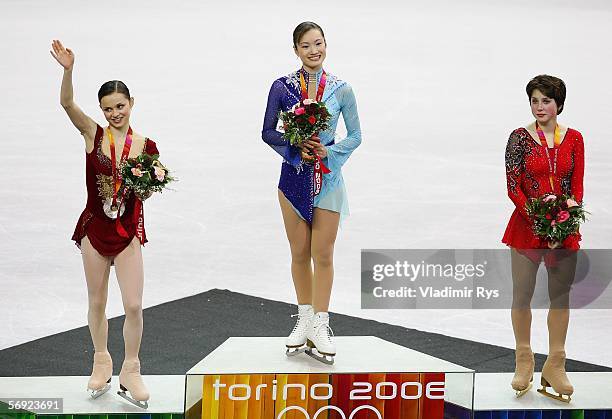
[103,198,125,219]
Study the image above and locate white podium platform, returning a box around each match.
[0,375,184,414]
[474,372,612,411]
[187,337,473,375]
[3,338,610,418]
[185,336,474,419]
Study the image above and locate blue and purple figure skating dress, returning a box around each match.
[262,68,361,223]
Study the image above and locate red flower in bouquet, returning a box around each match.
[556,211,570,223]
[308,115,316,125]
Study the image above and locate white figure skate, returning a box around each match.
[286,304,314,356]
[87,352,112,399]
[305,312,335,365]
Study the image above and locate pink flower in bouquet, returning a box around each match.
[556,210,570,223]
[131,167,143,177]
[566,198,578,207]
[308,115,316,125]
[154,166,166,182]
[543,194,557,203]
[551,220,556,226]
[303,99,315,105]
[295,107,305,116]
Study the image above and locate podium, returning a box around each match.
[0,375,185,417]
[4,337,610,418]
[472,372,612,418]
[185,336,475,419]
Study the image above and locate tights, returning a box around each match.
[511,248,576,353]
[81,235,145,361]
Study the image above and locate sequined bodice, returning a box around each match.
[505,126,584,222]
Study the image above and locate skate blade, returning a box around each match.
[536,387,571,403]
[286,346,307,357]
[537,377,571,403]
[514,382,532,398]
[117,388,149,409]
[88,382,111,399]
[305,347,335,365]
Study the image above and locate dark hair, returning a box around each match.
[293,21,325,48]
[97,80,131,103]
[526,75,566,115]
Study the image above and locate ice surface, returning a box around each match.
[1,1,611,366]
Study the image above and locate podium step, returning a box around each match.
[186,336,474,419]
[473,372,612,413]
[187,336,473,375]
[0,375,185,416]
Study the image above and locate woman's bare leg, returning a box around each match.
[278,190,313,304]
[310,208,340,313]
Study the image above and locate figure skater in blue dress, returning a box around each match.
[262,22,362,364]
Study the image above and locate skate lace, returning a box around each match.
[291,313,308,333]
[314,321,334,344]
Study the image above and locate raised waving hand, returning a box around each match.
[51,39,96,142]
[50,39,74,70]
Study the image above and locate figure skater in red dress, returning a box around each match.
[503,75,584,402]
[51,40,156,408]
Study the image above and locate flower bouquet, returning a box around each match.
[525,194,587,246]
[278,98,331,149]
[121,153,176,200]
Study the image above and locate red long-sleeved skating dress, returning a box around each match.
[502,122,584,250]
[71,125,159,256]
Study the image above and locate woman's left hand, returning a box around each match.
[305,136,327,159]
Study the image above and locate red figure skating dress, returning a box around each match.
[503,122,584,250]
[72,125,159,256]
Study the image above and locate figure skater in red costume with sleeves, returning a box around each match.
[503,75,584,403]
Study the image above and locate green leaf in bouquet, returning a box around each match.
[140,171,152,183]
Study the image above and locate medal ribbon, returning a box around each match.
[300,70,326,102]
[535,123,560,191]
[299,69,331,195]
[108,126,133,238]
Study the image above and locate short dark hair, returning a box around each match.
[293,22,325,48]
[98,80,131,103]
[526,75,566,115]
